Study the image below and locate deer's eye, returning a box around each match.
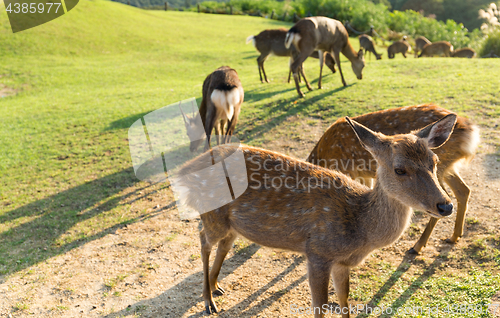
[395,169,407,176]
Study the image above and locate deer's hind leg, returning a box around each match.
[444,170,470,243]
[291,49,314,97]
[332,49,347,87]
[257,54,270,83]
[200,212,231,314]
[209,231,237,295]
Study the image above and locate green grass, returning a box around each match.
[0,0,499,315]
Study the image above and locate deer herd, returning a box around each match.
[176,16,481,318]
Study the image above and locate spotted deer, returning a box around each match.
[419,41,454,57]
[175,115,456,317]
[285,17,365,97]
[388,40,411,58]
[246,29,337,84]
[359,34,382,60]
[414,36,431,57]
[179,66,244,151]
[307,104,480,254]
[451,48,476,58]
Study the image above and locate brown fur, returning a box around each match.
[451,48,476,58]
[176,117,457,317]
[388,40,411,58]
[414,36,431,57]
[307,104,480,253]
[359,34,382,60]
[419,41,454,57]
[247,29,337,83]
[286,17,365,97]
[194,66,244,150]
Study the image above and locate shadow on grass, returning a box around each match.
[102,251,311,318]
[239,84,355,144]
[0,167,168,277]
[355,245,454,318]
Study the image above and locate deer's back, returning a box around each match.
[452,48,476,58]
[181,145,370,256]
[388,41,410,53]
[307,104,477,178]
[295,17,348,52]
[421,41,453,55]
[254,29,290,56]
[359,35,375,50]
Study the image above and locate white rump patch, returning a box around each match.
[211,88,240,121]
[461,125,480,157]
[246,35,255,46]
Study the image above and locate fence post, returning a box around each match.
[127,1,130,5]
[197,3,200,13]
[270,9,275,19]
[165,2,168,10]
[230,5,233,15]
[283,11,287,21]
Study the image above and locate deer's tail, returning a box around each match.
[211,84,240,121]
[285,28,301,49]
[246,35,255,46]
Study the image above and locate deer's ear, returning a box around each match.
[415,114,457,149]
[346,117,384,155]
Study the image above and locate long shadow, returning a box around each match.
[0,167,167,276]
[103,243,262,318]
[483,149,500,180]
[238,84,355,144]
[356,245,453,318]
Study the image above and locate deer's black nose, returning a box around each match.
[437,203,453,216]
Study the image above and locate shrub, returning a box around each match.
[480,29,500,56]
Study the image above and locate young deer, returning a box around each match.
[180,66,244,151]
[246,29,337,84]
[388,40,411,58]
[451,48,476,58]
[175,115,456,317]
[307,104,480,254]
[285,17,365,97]
[414,36,431,57]
[419,41,454,57]
[359,34,382,60]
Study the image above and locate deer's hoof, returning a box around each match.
[445,237,459,244]
[266,79,270,83]
[408,247,420,255]
[318,86,323,90]
[213,286,225,296]
[205,302,218,314]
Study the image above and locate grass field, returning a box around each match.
[0,0,499,317]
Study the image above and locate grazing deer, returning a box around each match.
[285,17,365,97]
[451,48,476,58]
[175,115,456,317]
[307,104,480,254]
[246,29,337,84]
[414,36,431,57]
[359,34,382,60]
[388,40,411,58]
[180,66,244,151]
[419,41,454,57]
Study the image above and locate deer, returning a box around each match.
[179,66,244,152]
[174,114,457,317]
[285,17,365,98]
[246,28,337,84]
[359,34,382,60]
[451,48,476,58]
[419,41,454,57]
[307,104,480,254]
[388,39,412,58]
[414,36,431,57]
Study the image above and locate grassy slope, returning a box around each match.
[0,0,499,315]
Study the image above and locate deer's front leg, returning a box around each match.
[331,265,350,318]
[307,259,332,318]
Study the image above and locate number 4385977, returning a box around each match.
[5,2,62,14]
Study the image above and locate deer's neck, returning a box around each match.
[363,180,413,248]
[341,41,359,62]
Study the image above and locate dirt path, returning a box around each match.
[1,125,499,318]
